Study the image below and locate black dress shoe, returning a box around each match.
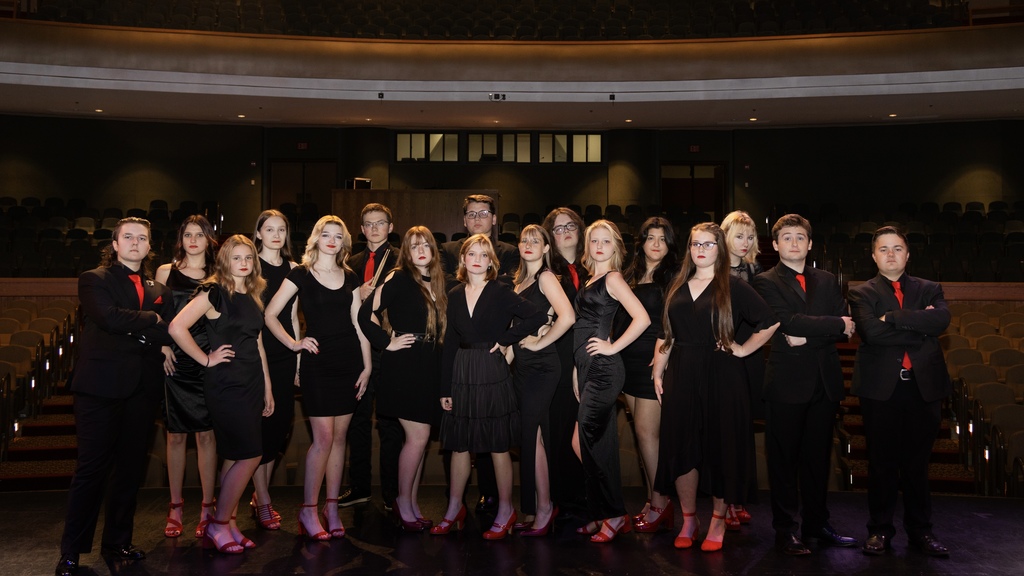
[476,495,498,513]
[55,553,79,576]
[100,544,146,561]
[804,524,859,547]
[775,533,812,556]
[862,533,891,556]
[338,487,371,507]
[911,533,949,557]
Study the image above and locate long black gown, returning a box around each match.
[287,266,363,417]
[163,268,212,433]
[201,284,266,461]
[654,276,774,504]
[358,269,442,426]
[512,278,560,516]
[259,256,298,464]
[573,274,627,521]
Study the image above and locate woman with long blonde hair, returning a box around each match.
[169,235,274,554]
[264,215,372,541]
[358,226,448,530]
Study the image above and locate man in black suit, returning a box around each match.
[339,203,403,509]
[438,194,518,512]
[440,194,520,285]
[56,217,174,576]
[753,214,858,556]
[849,226,951,557]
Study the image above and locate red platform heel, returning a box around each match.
[164,501,184,538]
[590,515,632,543]
[429,505,467,535]
[635,501,675,533]
[297,503,330,541]
[673,512,701,549]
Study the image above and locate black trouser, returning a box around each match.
[860,373,941,540]
[347,355,403,502]
[765,383,839,537]
[61,387,160,554]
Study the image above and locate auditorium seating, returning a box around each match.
[21,0,970,41]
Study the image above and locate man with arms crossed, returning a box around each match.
[753,214,858,556]
[56,217,174,576]
[849,225,951,557]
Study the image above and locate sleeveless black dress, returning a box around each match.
[615,282,665,400]
[201,284,266,461]
[259,256,298,464]
[163,267,212,433]
[512,277,560,515]
[288,266,364,417]
[573,274,627,520]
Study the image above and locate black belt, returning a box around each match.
[900,368,914,381]
[460,342,494,350]
[395,331,427,342]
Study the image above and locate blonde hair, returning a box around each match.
[581,219,625,274]
[302,215,353,274]
[211,234,266,309]
[721,210,760,265]
[396,226,447,343]
[456,234,499,283]
[513,225,553,285]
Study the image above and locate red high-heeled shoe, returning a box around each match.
[321,499,346,538]
[430,504,467,535]
[635,501,674,533]
[391,500,426,532]
[590,515,632,543]
[673,512,701,549]
[229,515,256,548]
[521,506,558,537]
[631,499,652,524]
[164,501,184,538]
[725,505,742,531]
[195,500,215,539]
[701,512,726,552]
[202,518,243,554]
[251,491,282,523]
[735,505,752,524]
[483,511,517,540]
[297,503,330,541]
[575,521,600,535]
[416,516,433,529]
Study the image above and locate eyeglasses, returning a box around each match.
[464,210,492,220]
[690,241,718,250]
[552,223,579,235]
[362,220,390,229]
[519,238,542,246]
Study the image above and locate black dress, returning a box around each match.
[573,274,627,521]
[614,282,665,401]
[201,284,266,461]
[512,278,560,515]
[358,270,442,426]
[730,261,767,422]
[259,256,298,464]
[164,268,212,433]
[440,281,546,454]
[287,266,364,417]
[654,276,774,504]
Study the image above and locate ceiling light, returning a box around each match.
[94,109,103,113]
[889,113,898,118]
[237,114,246,118]
[749,117,757,122]
[625,119,632,123]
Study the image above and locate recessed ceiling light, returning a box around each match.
[889,113,898,118]
[749,117,758,122]
[625,119,632,123]
[237,114,246,118]
[94,109,103,113]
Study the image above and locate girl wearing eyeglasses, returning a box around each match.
[652,222,778,553]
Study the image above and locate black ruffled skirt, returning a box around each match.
[440,345,519,453]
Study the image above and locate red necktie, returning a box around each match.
[795,273,806,293]
[364,251,375,283]
[568,262,579,290]
[892,281,913,370]
[128,273,144,308]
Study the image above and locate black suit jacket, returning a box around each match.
[347,242,399,285]
[440,236,520,286]
[71,263,174,399]
[849,273,952,403]
[753,264,849,404]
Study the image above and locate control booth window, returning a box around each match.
[397,133,459,162]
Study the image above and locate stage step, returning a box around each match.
[18,413,75,437]
[6,435,78,462]
[0,459,76,491]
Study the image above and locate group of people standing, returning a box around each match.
[54,196,953,576]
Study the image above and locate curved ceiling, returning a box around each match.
[2,19,1023,129]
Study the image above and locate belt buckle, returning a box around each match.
[900,368,912,381]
